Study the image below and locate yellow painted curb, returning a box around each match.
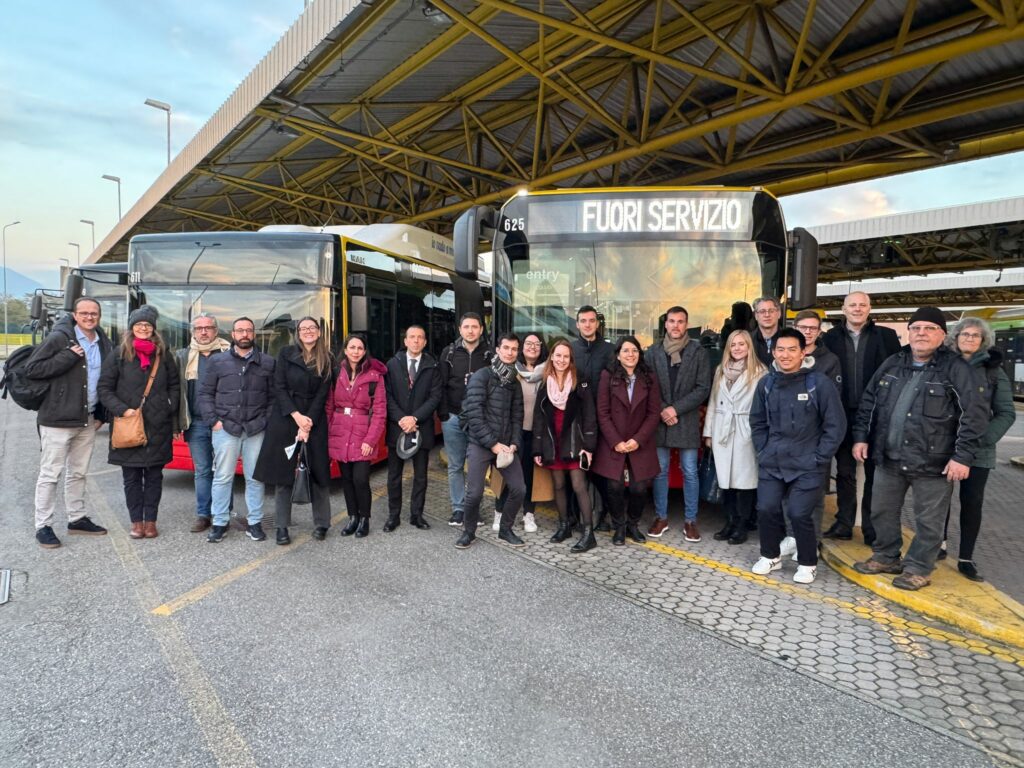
[820,498,1024,651]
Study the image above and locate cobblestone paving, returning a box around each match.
[408,460,1024,766]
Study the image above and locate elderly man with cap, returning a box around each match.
[383,325,443,532]
[851,307,987,591]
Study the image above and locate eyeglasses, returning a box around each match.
[298,326,319,333]
[794,325,820,332]
[958,332,983,340]
[755,308,779,315]
[75,312,99,318]
[133,322,153,329]
[193,325,217,332]
[523,341,542,348]
[908,325,943,333]
[233,328,255,336]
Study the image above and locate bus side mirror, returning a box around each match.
[349,296,369,334]
[30,293,43,320]
[63,273,84,312]
[789,227,818,310]
[453,205,496,280]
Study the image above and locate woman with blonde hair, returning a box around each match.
[703,329,766,544]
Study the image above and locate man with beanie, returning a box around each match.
[175,313,231,532]
[852,307,987,591]
[646,306,711,541]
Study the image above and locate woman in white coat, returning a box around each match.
[703,330,766,544]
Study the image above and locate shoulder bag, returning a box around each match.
[111,356,160,450]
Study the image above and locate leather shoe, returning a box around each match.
[410,516,431,530]
[713,524,734,541]
[612,527,626,546]
[823,523,853,540]
[355,517,370,538]
[626,524,646,543]
[549,523,573,543]
[382,517,401,532]
[312,527,327,541]
[143,521,158,539]
[190,517,212,533]
[728,529,748,545]
[129,522,145,539]
[340,516,360,536]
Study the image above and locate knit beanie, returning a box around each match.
[907,306,946,332]
[128,304,159,327]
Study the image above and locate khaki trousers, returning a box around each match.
[34,417,98,529]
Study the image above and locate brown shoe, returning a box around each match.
[143,521,159,539]
[853,558,904,575]
[683,521,701,542]
[129,522,145,539]
[647,518,669,538]
[190,517,212,533]
[892,573,930,591]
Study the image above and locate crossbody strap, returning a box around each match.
[138,355,161,408]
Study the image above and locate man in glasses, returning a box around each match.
[174,313,231,532]
[851,307,987,591]
[198,317,276,543]
[25,298,113,548]
[751,296,782,366]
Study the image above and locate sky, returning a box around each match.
[2,0,1023,290]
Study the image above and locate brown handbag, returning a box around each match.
[111,356,160,450]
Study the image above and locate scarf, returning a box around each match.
[547,372,573,410]
[516,360,546,385]
[492,358,517,387]
[133,338,156,370]
[722,359,745,390]
[186,336,231,380]
[662,334,689,365]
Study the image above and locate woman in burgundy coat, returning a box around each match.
[328,335,387,538]
[593,335,662,546]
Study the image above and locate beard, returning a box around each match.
[235,338,254,350]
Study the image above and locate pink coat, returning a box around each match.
[327,358,387,463]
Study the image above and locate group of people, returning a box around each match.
[25,292,1015,591]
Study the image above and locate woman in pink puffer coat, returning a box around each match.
[327,335,387,538]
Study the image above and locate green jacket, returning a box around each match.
[967,348,1016,469]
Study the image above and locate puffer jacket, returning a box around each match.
[964,347,1016,469]
[327,358,387,463]
[852,346,987,476]
[24,314,112,427]
[750,368,847,482]
[462,366,524,452]
[197,346,276,437]
[645,339,711,449]
[531,379,597,464]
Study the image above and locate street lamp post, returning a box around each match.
[144,98,172,166]
[102,175,122,220]
[3,220,21,356]
[69,242,80,266]
[80,219,95,251]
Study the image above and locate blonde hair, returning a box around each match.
[710,330,766,397]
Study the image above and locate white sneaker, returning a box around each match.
[794,565,817,584]
[779,536,797,558]
[751,556,782,575]
[523,512,537,533]
[492,512,501,531]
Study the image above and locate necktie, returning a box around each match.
[409,358,418,387]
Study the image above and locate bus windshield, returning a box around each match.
[132,237,331,285]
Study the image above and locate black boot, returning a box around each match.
[340,516,360,536]
[498,523,525,548]
[626,523,646,543]
[550,512,572,543]
[594,508,611,533]
[355,517,370,538]
[728,523,748,545]
[713,522,735,541]
[612,525,626,546]
[276,527,290,546]
[570,526,597,553]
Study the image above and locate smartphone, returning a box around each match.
[579,452,591,471]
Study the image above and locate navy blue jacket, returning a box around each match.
[197,346,276,437]
[750,368,847,481]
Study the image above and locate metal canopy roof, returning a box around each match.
[91,0,1024,263]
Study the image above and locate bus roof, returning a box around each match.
[260,223,454,269]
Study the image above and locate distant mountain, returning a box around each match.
[1,268,44,298]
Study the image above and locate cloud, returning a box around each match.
[784,187,894,229]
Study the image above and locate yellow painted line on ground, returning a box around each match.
[151,487,387,618]
[641,539,1024,668]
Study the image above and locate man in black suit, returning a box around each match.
[822,291,901,543]
[383,325,443,531]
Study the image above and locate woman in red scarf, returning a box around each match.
[98,305,180,538]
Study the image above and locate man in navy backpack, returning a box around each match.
[749,329,846,584]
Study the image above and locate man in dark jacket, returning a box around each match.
[438,312,491,526]
[750,329,846,585]
[646,306,711,541]
[25,299,113,548]
[197,316,276,544]
[821,291,901,543]
[852,307,987,591]
[383,325,443,532]
[752,296,783,366]
[455,334,525,550]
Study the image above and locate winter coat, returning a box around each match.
[175,345,228,433]
[531,379,597,464]
[822,319,901,414]
[592,368,662,483]
[962,347,1016,470]
[852,346,987,476]
[385,351,443,449]
[702,370,765,490]
[97,348,180,468]
[805,345,842,392]
[752,327,782,367]
[327,358,387,463]
[253,346,332,487]
[571,336,615,388]
[462,366,524,452]
[24,314,112,427]
[437,339,491,419]
[645,340,711,449]
[750,368,847,482]
[197,346,276,437]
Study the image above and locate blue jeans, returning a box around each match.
[653,447,699,521]
[185,422,214,519]
[442,414,470,514]
[210,428,265,527]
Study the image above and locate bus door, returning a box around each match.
[363,278,397,361]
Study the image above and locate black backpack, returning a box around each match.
[1,344,50,411]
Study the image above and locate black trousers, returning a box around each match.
[122,465,164,522]
[496,429,535,514]
[274,482,331,529]
[606,477,650,527]
[387,447,430,520]
[835,426,875,537]
[339,460,373,518]
[723,488,756,530]
[943,466,991,561]
[757,470,827,566]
